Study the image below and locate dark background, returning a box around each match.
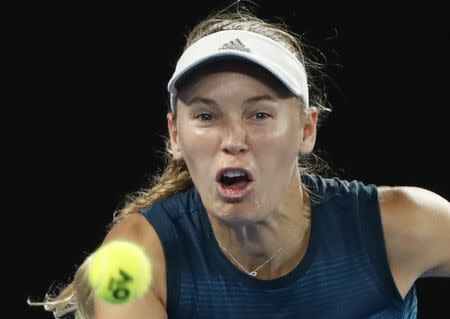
[10,0,449,318]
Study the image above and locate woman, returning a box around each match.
[29,4,450,319]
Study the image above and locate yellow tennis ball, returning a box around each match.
[87,240,153,304]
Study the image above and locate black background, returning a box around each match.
[10,0,450,318]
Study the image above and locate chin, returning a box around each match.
[212,202,263,225]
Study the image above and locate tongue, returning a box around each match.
[222,180,249,189]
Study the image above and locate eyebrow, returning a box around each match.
[243,95,277,105]
[185,95,276,107]
[186,97,219,107]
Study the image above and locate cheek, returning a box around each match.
[178,125,219,165]
[252,118,301,156]
[251,124,301,185]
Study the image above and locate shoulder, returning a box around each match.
[303,174,376,204]
[104,213,164,257]
[377,186,450,278]
[102,213,167,307]
[141,187,200,220]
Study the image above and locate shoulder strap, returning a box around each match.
[357,183,405,309]
[141,203,182,318]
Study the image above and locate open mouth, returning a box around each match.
[221,171,250,187]
[216,168,254,200]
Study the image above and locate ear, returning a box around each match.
[167,112,183,160]
[298,107,318,154]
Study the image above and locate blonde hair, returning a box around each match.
[27,3,331,318]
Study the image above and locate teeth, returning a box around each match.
[223,170,246,178]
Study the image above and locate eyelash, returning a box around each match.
[254,112,271,120]
[194,112,272,122]
[195,113,214,122]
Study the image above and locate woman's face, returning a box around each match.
[168,62,317,224]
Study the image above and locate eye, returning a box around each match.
[253,112,271,120]
[195,113,214,122]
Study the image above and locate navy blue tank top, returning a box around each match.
[141,174,417,318]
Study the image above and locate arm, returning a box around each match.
[379,186,450,280]
[93,213,168,319]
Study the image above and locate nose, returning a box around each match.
[221,120,249,156]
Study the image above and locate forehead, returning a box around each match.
[176,59,294,99]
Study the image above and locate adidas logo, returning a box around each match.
[218,38,250,52]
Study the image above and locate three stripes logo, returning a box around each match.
[218,38,251,52]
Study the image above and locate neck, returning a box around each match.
[210,169,312,279]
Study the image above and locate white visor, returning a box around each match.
[167,30,309,111]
